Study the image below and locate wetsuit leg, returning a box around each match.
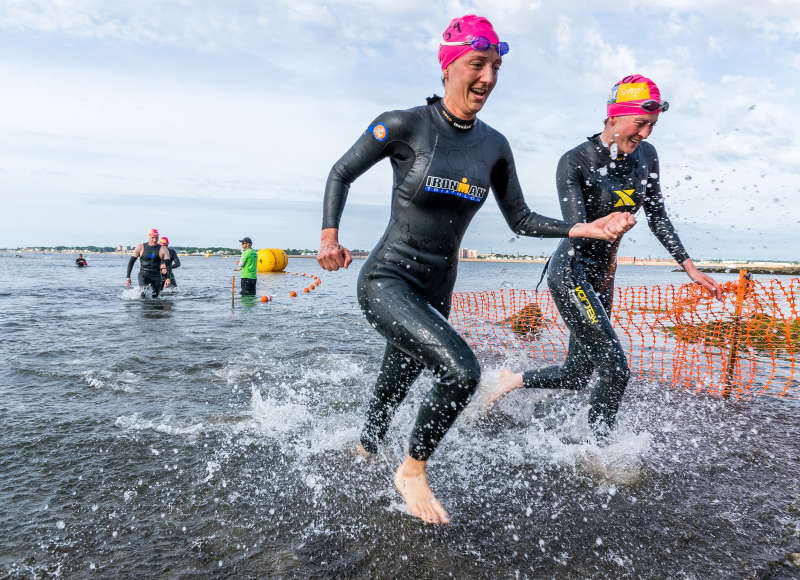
[360,344,425,454]
[358,276,481,461]
[524,331,595,390]
[149,274,162,298]
[138,272,162,298]
[137,272,146,297]
[523,263,629,431]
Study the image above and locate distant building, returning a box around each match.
[116,245,133,252]
[459,248,478,259]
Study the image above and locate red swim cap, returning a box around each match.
[607,75,667,118]
[438,15,500,72]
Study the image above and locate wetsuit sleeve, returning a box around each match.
[126,256,137,278]
[322,112,406,230]
[171,251,181,269]
[160,249,172,277]
[490,137,573,237]
[555,150,589,225]
[641,147,690,264]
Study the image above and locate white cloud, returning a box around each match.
[706,35,722,55]
[555,15,572,56]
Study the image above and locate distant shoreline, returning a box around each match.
[3,248,798,272]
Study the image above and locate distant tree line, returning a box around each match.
[171,246,238,253]
[18,245,117,252]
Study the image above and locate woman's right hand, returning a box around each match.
[570,212,636,242]
[317,228,353,271]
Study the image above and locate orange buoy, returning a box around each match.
[304,287,309,293]
[260,295,268,302]
[290,291,297,297]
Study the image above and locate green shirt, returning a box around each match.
[240,248,257,279]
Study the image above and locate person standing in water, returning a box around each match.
[487,75,721,434]
[75,253,87,267]
[125,228,171,298]
[158,236,181,290]
[234,236,257,296]
[317,15,635,524]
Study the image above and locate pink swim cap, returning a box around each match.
[606,74,667,118]
[438,15,500,72]
[147,228,159,237]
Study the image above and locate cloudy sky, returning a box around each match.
[1,0,798,259]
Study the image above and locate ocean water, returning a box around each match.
[1,252,798,578]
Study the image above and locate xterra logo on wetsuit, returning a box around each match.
[614,189,636,207]
[424,176,488,202]
[571,285,599,325]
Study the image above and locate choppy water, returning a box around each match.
[1,253,798,578]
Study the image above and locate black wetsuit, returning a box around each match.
[323,96,574,461]
[75,258,87,267]
[161,248,180,289]
[523,134,690,431]
[127,243,168,298]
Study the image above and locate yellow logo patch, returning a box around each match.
[614,189,636,207]
[456,178,470,194]
[616,82,650,103]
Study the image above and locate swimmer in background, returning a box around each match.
[158,236,180,290]
[318,15,635,524]
[487,75,721,434]
[75,253,87,267]
[125,228,171,298]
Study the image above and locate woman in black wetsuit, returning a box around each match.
[488,74,721,434]
[317,15,635,524]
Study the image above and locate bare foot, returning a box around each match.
[393,456,450,524]
[486,369,524,408]
[356,444,372,459]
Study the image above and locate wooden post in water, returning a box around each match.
[722,269,749,398]
[231,276,235,308]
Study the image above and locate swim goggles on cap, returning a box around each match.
[440,36,510,56]
[640,99,669,113]
[611,99,669,113]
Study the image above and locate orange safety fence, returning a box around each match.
[449,273,800,400]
